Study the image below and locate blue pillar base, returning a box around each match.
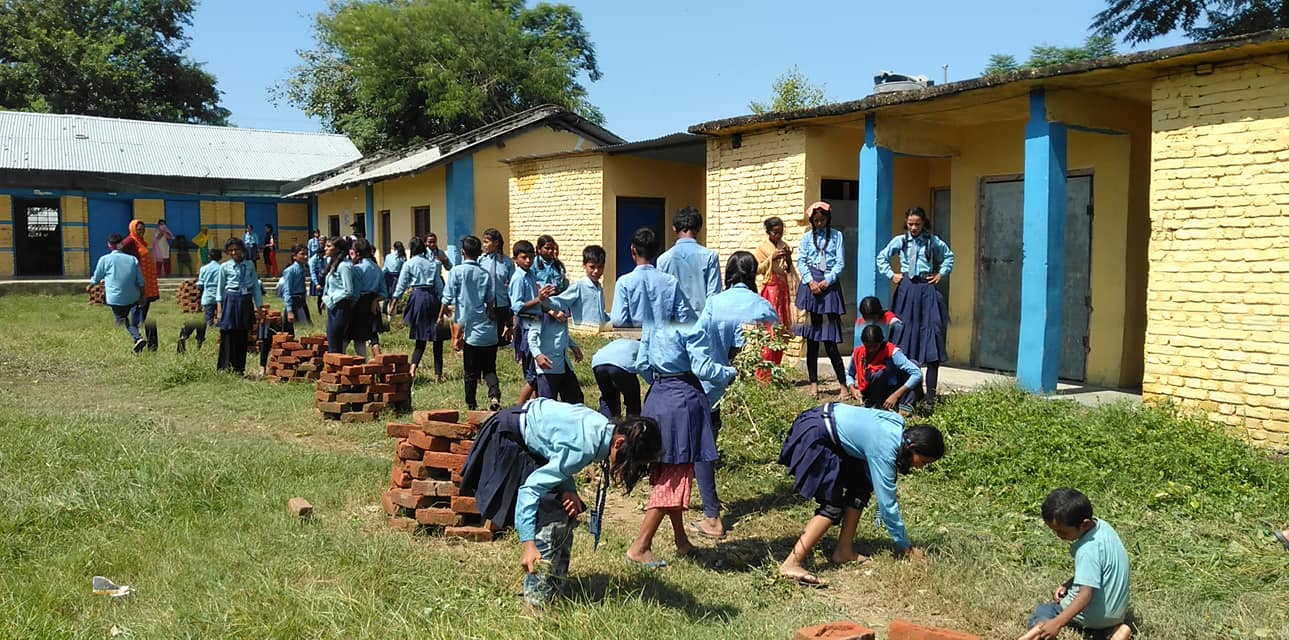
[858,113,894,306]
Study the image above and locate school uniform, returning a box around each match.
[509,266,541,383]
[479,251,515,346]
[532,255,568,293]
[382,251,405,298]
[393,254,445,374]
[527,309,583,404]
[846,343,922,412]
[591,339,642,419]
[243,231,260,264]
[322,259,358,354]
[857,310,905,349]
[656,237,722,313]
[179,259,221,348]
[1027,519,1132,638]
[215,259,263,373]
[350,258,385,344]
[795,228,846,343]
[278,260,311,330]
[778,404,912,551]
[308,253,326,313]
[547,276,608,331]
[307,236,321,260]
[877,232,954,364]
[90,249,145,345]
[459,399,616,605]
[443,258,500,409]
[609,264,696,330]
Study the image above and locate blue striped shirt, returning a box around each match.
[547,276,608,330]
[442,260,497,347]
[391,254,442,299]
[89,250,143,307]
[514,399,614,542]
[609,264,696,329]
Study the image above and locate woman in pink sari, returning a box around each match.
[754,216,797,381]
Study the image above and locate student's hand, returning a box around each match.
[892,274,904,286]
[560,491,585,517]
[520,541,542,574]
[551,310,568,322]
[1023,621,1061,640]
[537,284,556,300]
[572,346,584,362]
[536,354,553,370]
[883,392,902,411]
[928,273,942,285]
[1053,584,1068,601]
[453,333,464,353]
[501,325,513,342]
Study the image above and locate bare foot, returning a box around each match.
[829,549,871,565]
[1110,623,1132,640]
[675,540,694,557]
[626,548,665,567]
[808,383,819,399]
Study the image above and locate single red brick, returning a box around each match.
[383,392,411,403]
[385,422,417,438]
[276,356,300,365]
[403,459,430,479]
[340,411,375,423]
[390,465,413,489]
[315,390,337,402]
[291,349,315,358]
[444,526,493,542]
[385,373,411,384]
[316,401,345,413]
[395,439,424,460]
[323,353,364,366]
[887,620,980,640]
[316,382,342,393]
[380,490,400,515]
[410,479,459,497]
[391,489,433,509]
[464,410,494,425]
[387,516,419,532]
[368,383,394,395]
[450,495,479,515]
[451,469,463,484]
[794,621,876,640]
[413,409,460,424]
[415,508,463,526]
[391,363,411,373]
[287,497,314,518]
[375,353,410,365]
[419,420,476,439]
[406,430,451,452]
[422,451,467,474]
[280,341,303,350]
[335,392,369,403]
[448,439,473,455]
[363,401,388,415]
[319,372,340,383]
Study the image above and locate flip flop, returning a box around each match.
[1274,530,1289,552]
[625,555,668,569]
[686,521,726,540]
[779,571,829,588]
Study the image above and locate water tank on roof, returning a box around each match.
[873,71,933,94]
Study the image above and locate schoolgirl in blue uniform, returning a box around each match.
[857,295,904,348]
[590,338,641,419]
[389,236,445,381]
[533,234,568,293]
[383,241,406,299]
[479,228,516,346]
[321,236,358,354]
[508,240,544,404]
[796,201,852,402]
[847,324,922,416]
[214,237,263,374]
[308,241,327,315]
[460,399,662,606]
[349,238,385,357]
[256,244,311,375]
[777,404,944,586]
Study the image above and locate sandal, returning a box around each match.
[625,555,668,569]
[686,521,726,541]
[779,571,829,588]
[1274,530,1289,552]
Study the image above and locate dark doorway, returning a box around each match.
[379,210,391,257]
[615,197,665,277]
[822,178,859,351]
[328,215,341,237]
[413,206,431,238]
[352,213,366,239]
[14,198,63,276]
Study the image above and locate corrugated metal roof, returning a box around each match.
[0,111,361,182]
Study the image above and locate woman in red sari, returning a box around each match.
[754,216,798,381]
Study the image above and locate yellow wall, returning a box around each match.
[0,194,12,277]
[371,168,447,265]
[508,153,605,269]
[62,196,89,276]
[1147,55,1289,446]
[474,126,600,242]
[704,128,809,257]
[199,201,247,248]
[317,185,366,240]
[276,202,310,265]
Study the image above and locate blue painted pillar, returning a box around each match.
[858,113,895,305]
[364,184,375,241]
[445,157,475,266]
[1017,89,1068,393]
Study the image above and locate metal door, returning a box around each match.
[615,197,665,276]
[822,196,858,352]
[164,200,200,275]
[13,198,63,276]
[930,187,952,307]
[975,176,1092,381]
[88,198,133,267]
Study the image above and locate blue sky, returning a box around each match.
[187,0,1189,141]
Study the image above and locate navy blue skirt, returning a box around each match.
[403,287,441,342]
[795,267,845,342]
[512,316,531,362]
[778,405,871,506]
[891,279,947,364]
[643,373,716,465]
[349,293,376,342]
[218,291,255,331]
[459,405,553,530]
[384,272,398,299]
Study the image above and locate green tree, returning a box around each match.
[982,34,1119,76]
[0,0,228,125]
[983,53,1021,76]
[281,0,603,153]
[748,66,828,114]
[1093,0,1289,44]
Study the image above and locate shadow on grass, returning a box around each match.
[565,572,740,621]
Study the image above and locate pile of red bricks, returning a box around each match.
[246,308,284,354]
[313,353,413,421]
[88,283,105,305]
[176,279,202,313]
[265,333,328,383]
[381,409,497,541]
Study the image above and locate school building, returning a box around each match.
[510,31,1289,446]
[285,105,624,264]
[0,111,360,278]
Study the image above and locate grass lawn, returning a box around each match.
[1,293,1285,639]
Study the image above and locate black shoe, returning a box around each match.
[145,322,159,352]
[488,397,501,412]
[133,338,147,354]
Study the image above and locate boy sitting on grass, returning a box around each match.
[1020,488,1132,640]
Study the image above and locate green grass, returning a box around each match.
[1,294,1285,639]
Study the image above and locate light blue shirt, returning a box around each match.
[242,231,259,250]
[877,232,955,279]
[533,255,567,292]
[353,258,385,298]
[846,345,923,389]
[323,260,357,309]
[90,250,143,307]
[197,259,221,306]
[829,404,910,551]
[509,267,541,318]
[797,228,845,285]
[442,260,498,347]
[515,399,615,542]
[1064,519,1131,629]
[478,251,515,308]
[547,276,608,330]
[591,338,639,373]
[696,283,780,405]
[307,236,321,257]
[656,238,721,312]
[278,261,306,313]
[217,259,263,308]
[610,264,696,329]
[858,315,905,348]
[308,254,327,294]
[636,322,736,388]
[383,251,405,274]
[391,254,442,299]
[528,312,579,376]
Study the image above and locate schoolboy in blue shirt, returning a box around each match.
[548,245,610,332]
[443,235,503,411]
[308,242,327,315]
[610,227,696,331]
[178,248,223,353]
[89,233,147,354]
[1021,488,1132,640]
[279,244,312,331]
[479,228,516,346]
[656,206,721,313]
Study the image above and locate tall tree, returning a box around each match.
[748,66,828,114]
[0,0,228,125]
[1093,0,1289,44]
[281,0,603,153]
[982,34,1119,76]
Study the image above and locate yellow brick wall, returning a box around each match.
[62,196,89,276]
[1146,55,1289,447]
[704,128,808,258]
[0,194,12,277]
[508,154,605,264]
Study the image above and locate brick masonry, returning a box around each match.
[704,128,808,258]
[382,408,497,541]
[508,154,605,256]
[1147,55,1289,447]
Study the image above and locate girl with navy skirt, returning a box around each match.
[389,237,445,381]
[322,236,358,354]
[214,237,263,374]
[777,404,944,587]
[796,201,852,402]
[349,238,385,357]
[383,241,406,299]
[459,399,662,606]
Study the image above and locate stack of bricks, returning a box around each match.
[247,307,284,354]
[381,409,496,541]
[313,353,413,422]
[265,333,328,383]
[176,279,202,313]
[88,282,105,305]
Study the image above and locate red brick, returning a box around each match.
[794,621,876,640]
[406,430,451,452]
[419,420,477,439]
[387,516,419,532]
[319,372,340,383]
[300,336,328,346]
[385,422,417,439]
[382,392,411,403]
[451,469,463,484]
[385,373,411,384]
[391,363,411,373]
[409,480,459,497]
[373,353,409,365]
[340,411,375,423]
[317,402,345,413]
[291,349,315,358]
[276,356,300,365]
[368,383,394,395]
[422,451,467,473]
[363,401,388,414]
[464,410,494,425]
[272,333,291,345]
[280,341,303,350]
[380,490,400,515]
[391,489,433,509]
[390,465,413,489]
[448,439,473,455]
[336,392,369,403]
[317,382,342,393]
[395,439,423,460]
[444,526,494,542]
[315,390,337,402]
[415,508,464,526]
[403,460,430,479]
[287,497,314,518]
[450,496,479,515]
[324,353,364,366]
[887,620,980,640]
[413,409,460,424]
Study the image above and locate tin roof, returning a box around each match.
[0,111,361,182]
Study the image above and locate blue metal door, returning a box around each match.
[165,200,200,275]
[245,202,278,261]
[615,197,665,277]
[88,198,133,267]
